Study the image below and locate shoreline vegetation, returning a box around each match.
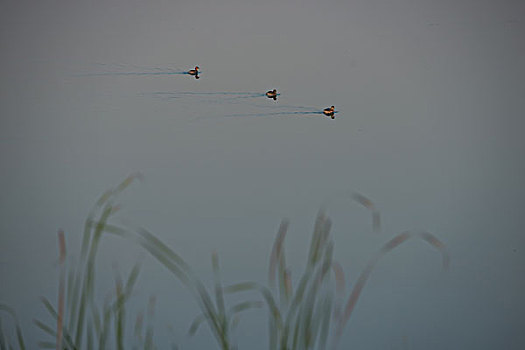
[0,175,449,350]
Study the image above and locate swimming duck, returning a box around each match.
[323,106,335,119]
[188,66,200,75]
[266,89,278,100]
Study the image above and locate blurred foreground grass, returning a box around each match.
[0,175,449,350]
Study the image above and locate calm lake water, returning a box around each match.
[1,0,524,349]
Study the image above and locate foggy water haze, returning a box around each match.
[1,0,524,348]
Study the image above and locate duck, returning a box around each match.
[188,66,200,75]
[266,89,278,100]
[323,106,336,119]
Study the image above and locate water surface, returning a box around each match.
[1,0,524,348]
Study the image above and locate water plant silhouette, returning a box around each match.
[13,174,151,350]
[0,176,448,349]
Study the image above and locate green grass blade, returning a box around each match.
[114,274,125,350]
[229,301,263,315]
[336,230,449,342]
[211,252,227,343]
[315,294,333,350]
[86,322,93,350]
[125,263,141,295]
[351,192,381,233]
[33,319,55,338]
[144,327,154,350]
[33,318,76,349]
[307,211,326,268]
[187,314,206,336]
[57,230,67,350]
[137,229,191,272]
[134,312,144,342]
[224,281,282,349]
[75,204,114,346]
[37,341,55,349]
[39,297,58,320]
[67,267,82,335]
[300,242,334,349]
[144,297,155,350]
[268,219,288,289]
[138,238,191,287]
[0,318,7,350]
[0,305,25,350]
[91,304,101,338]
[138,230,229,348]
[98,302,113,350]
[114,172,143,195]
[66,267,74,326]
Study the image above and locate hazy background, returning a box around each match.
[1,0,524,348]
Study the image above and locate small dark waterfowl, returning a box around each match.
[188,66,200,75]
[266,89,278,100]
[323,106,336,119]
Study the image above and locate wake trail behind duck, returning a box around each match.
[227,111,322,117]
[152,91,265,96]
[73,70,189,77]
[194,110,325,121]
[148,91,269,102]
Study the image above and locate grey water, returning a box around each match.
[1,0,525,349]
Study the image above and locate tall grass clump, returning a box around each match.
[1,176,449,349]
[131,228,263,350]
[221,208,449,350]
[29,173,155,350]
[119,184,449,349]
